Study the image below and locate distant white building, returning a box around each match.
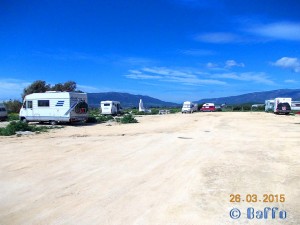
[139,99,145,112]
[138,99,151,113]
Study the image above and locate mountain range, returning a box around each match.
[197,89,300,104]
[87,89,300,108]
[87,92,179,108]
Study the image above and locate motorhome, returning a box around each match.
[100,101,122,115]
[0,103,8,121]
[200,103,216,112]
[273,98,292,114]
[265,99,275,112]
[181,101,198,113]
[291,101,300,111]
[19,91,88,124]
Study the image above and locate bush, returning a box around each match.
[150,109,159,115]
[120,114,138,124]
[4,100,22,113]
[169,108,181,114]
[0,121,51,136]
[233,106,242,111]
[242,105,251,111]
[96,115,114,123]
[88,110,114,123]
[85,116,97,123]
[128,110,145,115]
[8,113,19,121]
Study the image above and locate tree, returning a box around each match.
[50,81,77,92]
[22,80,50,99]
[62,81,77,92]
[22,80,79,99]
[51,83,64,91]
[4,100,22,113]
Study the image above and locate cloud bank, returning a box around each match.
[272,57,300,72]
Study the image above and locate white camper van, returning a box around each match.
[181,101,198,113]
[19,91,88,124]
[265,99,275,112]
[274,98,292,114]
[291,101,300,111]
[0,103,8,121]
[100,101,122,115]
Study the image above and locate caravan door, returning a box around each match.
[20,100,35,121]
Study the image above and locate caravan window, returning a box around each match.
[104,103,110,106]
[28,101,33,109]
[38,100,50,107]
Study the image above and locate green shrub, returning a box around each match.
[169,108,181,114]
[233,106,242,111]
[120,114,138,124]
[242,105,251,111]
[86,116,97,123]
[8,113,19,121]
[150,109,159,115]
[96,115,114,123]
[0,121,52,136]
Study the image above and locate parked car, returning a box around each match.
[200,103,215,112]
[0,103,8,121]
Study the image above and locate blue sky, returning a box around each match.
[1,0,300,102]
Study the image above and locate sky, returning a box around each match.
[1,0,300,103]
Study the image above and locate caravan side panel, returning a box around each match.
[19,92,88,123]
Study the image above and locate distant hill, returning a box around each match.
[87,92,179,108]
[197,89,300,104]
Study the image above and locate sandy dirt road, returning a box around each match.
[0,112,299,225]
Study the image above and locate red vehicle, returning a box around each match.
[200,103,216,112]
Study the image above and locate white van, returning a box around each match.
[265,99,275,112]
[101,101,122,115]
[291,101,300,111]
[0,103,8,121]
[19,91,88,124]
[181,101,198,113]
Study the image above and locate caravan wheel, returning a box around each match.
[21,118,28,123]
[50,120,57,125]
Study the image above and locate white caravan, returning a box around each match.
[265,99,275,112]
[100,101,122,115]
[0,103,8,121]
[19,91,88,124]
[181,101,198,113]
[291,101,300,111]
[273,98,292,114]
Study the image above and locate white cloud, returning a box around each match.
[194,32,239,43]
[0,79,31,101]
[118,57,155,66]
[77,84,103,93]
[272,57,300,72]
[181,49,215,56]
[212,72,275,85]
[284,79,297,83]
[206,62,218,68]
[125,67,226,86]
[249,22,300,41]
[225,60,245,68]
[125,73,163,80]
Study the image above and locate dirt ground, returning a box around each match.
[0,112,299,225]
